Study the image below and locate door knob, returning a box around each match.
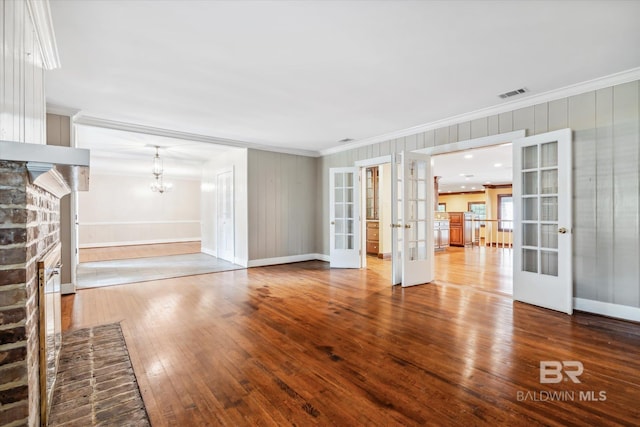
[331,221,335,225]
[558,227,568,234]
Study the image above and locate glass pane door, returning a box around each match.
[330,167,360,268]
[513,129,572,314]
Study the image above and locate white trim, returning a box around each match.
[201,247,216,257]
[316,253,330,262]
[234,257,248,268]
[61,282,75,295]
[247,253,327,268]
[354,155,392,167]
[79,238,201,248]
[25,0,61,70]
[46,104,81,118]
[74,116,319,158]
[0,140,90,166]
[415,130,526,156]
[320,67,640,156]
[79,220,200,226]
[574,298,640,323]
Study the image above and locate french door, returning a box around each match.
[512,129,573,314]
[391,152,434,287]
[329,167,361,268]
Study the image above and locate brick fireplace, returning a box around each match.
[0,138,89,426]
[0,160,62,426]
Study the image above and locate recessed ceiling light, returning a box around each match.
[464,154,473,159]
[459,173,466,176]
[471,187,476,190]
[465,177,470,181]
[461,185,466,189]
[485,181,492,184]
[494,163,502,168]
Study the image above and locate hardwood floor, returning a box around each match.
[434,246,513,296]
[62,259,640,426]
[79,241,201,262]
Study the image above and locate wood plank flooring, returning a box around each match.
[62,257,640,426]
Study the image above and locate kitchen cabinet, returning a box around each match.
[449,212,473,247]
[434,220,450,251]
[366,221,379,254]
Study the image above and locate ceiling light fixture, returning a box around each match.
[464,154,473,159]
[494,163,502,168]
[152,146,163,177]
[150,146,172,194]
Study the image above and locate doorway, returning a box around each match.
[431,143,515,296]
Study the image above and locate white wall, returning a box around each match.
[78,170,201,247]
[201,148,248,266]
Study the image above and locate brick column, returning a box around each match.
[1,160,61,427]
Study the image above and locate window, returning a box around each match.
[498,194,513,231]
[437,203,446,212]
[467,202,486,220]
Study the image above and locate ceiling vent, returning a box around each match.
[338,138,354,143]
[498,88,528,99]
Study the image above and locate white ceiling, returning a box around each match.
[76,125,238,178]
[432,144,512,193]
[47,0,640,155]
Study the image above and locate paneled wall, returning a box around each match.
[248,149,317,263]
[0,0,46,144]
[78,173,201,247]
[201,148,249,266]
[318,80,640,309]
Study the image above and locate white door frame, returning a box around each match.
[347,131,531,285]
[355,156,393,268]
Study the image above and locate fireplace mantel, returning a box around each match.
[0,140,90,195]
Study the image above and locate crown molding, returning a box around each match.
[46,103,81,118]
[73,116,320,157]
[320,67,640,157]
[26,0,61,70]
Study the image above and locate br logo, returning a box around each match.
[540,361,584,384]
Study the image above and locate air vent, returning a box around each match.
[499,88,528,99]
[338,138,354,143]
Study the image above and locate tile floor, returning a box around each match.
[77,253,244,289]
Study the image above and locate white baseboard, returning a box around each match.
[316,253,330,262]
[201,247,217,257]
[61,282,75,295]
[247,253,327,268]
[234,257,248,268]
[80,238,201,249]
[573,298,640,323]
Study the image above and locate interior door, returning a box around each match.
[330,167,360,268]
[390,154,402,284]
[216,168,234,263]
[401,151,434,287]
[513,128,573,314]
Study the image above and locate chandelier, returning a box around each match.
[150,146,173,194]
